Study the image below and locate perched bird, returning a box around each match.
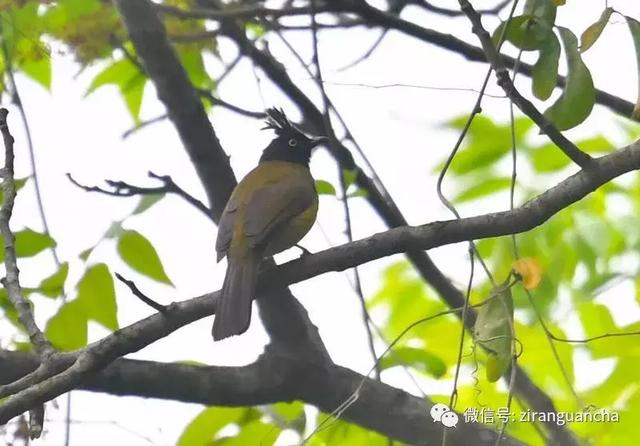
[213,108,327,340]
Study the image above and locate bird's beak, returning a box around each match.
[311,136,329,148]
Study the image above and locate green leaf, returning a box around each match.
[453,177,512,203]
[346,188,368,199]
[529,136,614,172]
[178,407,245,446]
[626,16,640,120]
[19,53,52,90]
[77,263,118,330]
[523,0,557,26]
[532,32,560,100]
[543,27,595,130]
[439,116,513,174]
[45,300,88,351]
[0,176,28,205]
[0,229,56,262]
[15,229,56,257]
[311,416,389,445]
[573,212,611,257]
[474,284,514,382]
[87,58,146,121]
[222,421,280,446]
[379,347,447,377]
[575,135,614,153]
[493,16,553,51]
[342,169,358,188]
[246,22,267,39]
[271,402,305,433]
[38,262,69,298]
[132,193,164,215]
[121,72,146,122]
[117,230,173,285]
[529,142,571,172]
[104,221,124,239]
[580,8,613,52]
[178,48,213,90]
[87,59,134,93]
[0,289,21,330]
[315,179,336,196]
[79,247,93,262]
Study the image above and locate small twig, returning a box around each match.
[122,114,168,139]
[194,88,267,119]
[67,172,213,222]
[28,405,44,439]
[115,273,168,313]
[147,172,213,219]
[458,0,592,168]
[0,109,53,357]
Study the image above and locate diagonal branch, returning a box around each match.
[0,136,638,428]
[457,0,591,167]
[67,172,213,222]
[0,108,52,440]
[0,109,53,357]
[220,15,580,444]
[271,139,640,285]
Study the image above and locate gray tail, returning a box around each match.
[212,251,259,341]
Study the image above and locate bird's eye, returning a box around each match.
[288,138,298,147]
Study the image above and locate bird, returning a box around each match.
[212,108,327,341]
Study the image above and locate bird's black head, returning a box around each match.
[259,108,327,166]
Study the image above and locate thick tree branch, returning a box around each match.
[0,351,524,445]
[161,0,635,119]
[222,16,580,444]
[274,140,640,285]
[112,0,235,220]
[1,137,637,428]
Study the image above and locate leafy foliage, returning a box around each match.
[428,112,640,443]
[543,27,595,130]
[1,1,639,444]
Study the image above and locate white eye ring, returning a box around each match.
[288,138,298,147]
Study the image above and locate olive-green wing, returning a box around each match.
[242,179,315,248]
[215,194,239,261]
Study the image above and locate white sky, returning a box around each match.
[2,0,640,444]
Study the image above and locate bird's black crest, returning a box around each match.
[262,108,298,135]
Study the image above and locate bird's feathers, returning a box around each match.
[212,249,259,340]
[262,108,295,135]
[215,162,316,259]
